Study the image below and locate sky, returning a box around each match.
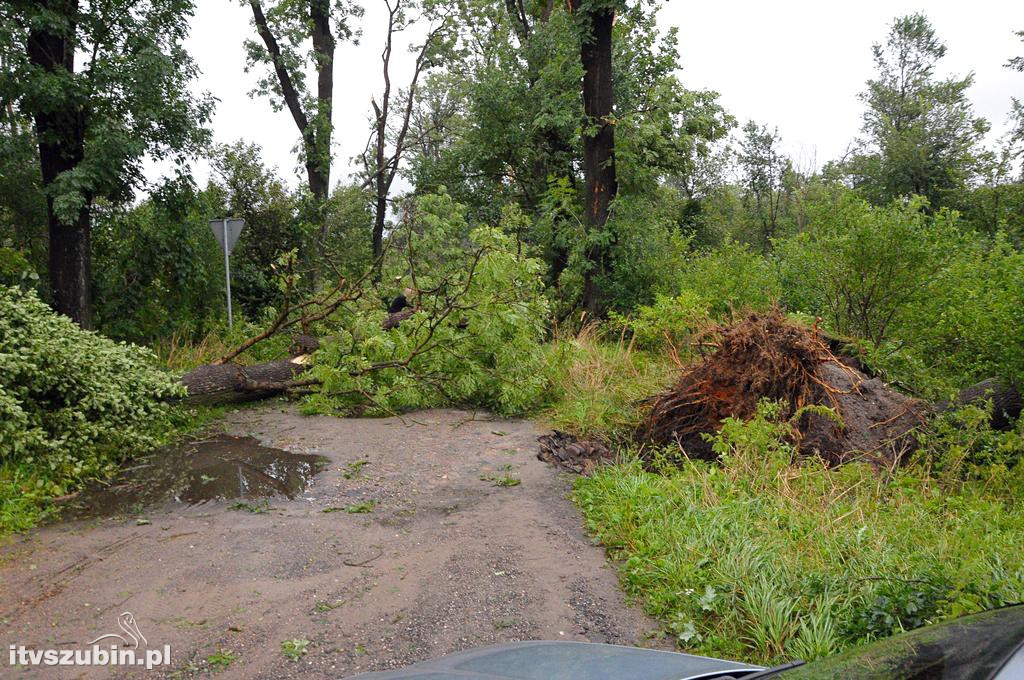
[155,0,1024,190]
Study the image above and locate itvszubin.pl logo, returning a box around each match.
[7,612,171,670]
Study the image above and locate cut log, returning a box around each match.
[178,354,314,405]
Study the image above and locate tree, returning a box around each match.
[209,142,304,316]
[567,0,619,317]
[1007,30,1024,171]
[404,0,730,312]
[359,0,452,269]
[243,0,361,253]
[0,0,213,328]
[837,13,988,209]
[737,121,791,247]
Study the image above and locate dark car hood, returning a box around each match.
[343,640,762,680]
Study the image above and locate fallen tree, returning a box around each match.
[174,220,550,414]
[637,310,1023,468]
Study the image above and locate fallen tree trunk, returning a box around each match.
[178,354,316,405]
[940,378,1023,430]
[175,311,422,405]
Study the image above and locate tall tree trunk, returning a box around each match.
[571,2,617,318]
[310,0,334,250]
[28,0,93,328]
[250,0,333,275]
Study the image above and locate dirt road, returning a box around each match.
[0,407,660,678]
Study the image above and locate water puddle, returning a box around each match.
[62,435,329,518]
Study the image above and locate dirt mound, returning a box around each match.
[537,431,613,475]
[639,309,925,466]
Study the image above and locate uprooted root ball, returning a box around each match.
[638,309,925,466]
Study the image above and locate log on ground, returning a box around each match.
[178,355,314,405]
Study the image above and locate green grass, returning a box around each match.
[574,403,1024,666]
[542,326,675,438]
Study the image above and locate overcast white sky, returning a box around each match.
[159,0,1024,190]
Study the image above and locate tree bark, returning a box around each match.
[249,0,331,207]
[570,1,617,318]
[27,0,93,328]
[178,355,315,405]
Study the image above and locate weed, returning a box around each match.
[229,501,270,514]
[574,402,1024,665]
[281,638,310,661]
[205,650,236,672]
[343,460,370,479]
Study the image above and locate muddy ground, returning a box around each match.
[0,407,661,678]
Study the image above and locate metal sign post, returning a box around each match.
[209,218,245,329]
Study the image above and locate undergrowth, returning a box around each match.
[542,324,676,438]
[574,400,1024,665]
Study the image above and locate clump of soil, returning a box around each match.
[639,309,925,466]
[537,431,613,475]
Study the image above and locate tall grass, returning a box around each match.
[542,324,676,438]
[574,402,1024,665]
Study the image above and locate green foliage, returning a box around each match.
[205,649,237,672]
[209,141,307,318]
[575,401,1024,665]
[915,403,1024,483]
[833,13,988,208]
[608,291,709,353]
[280,638,310,662]
[0,0,213,222]
[0,117,47,275]
[0,246,38,290]
[0,286,182,532]
[776,192,955,346]
[889,232,1024,392]
[677,240,782,318]
[304,194,551,417]
[406,0,731,312]
[92,178,224,343]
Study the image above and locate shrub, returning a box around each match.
[896,232,1024,392]
[0,286,182,530]
[677,240,781,317]
[608,290,710,354]
[776,193,955,346]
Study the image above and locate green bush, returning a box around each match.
[677,240,781,317]
[0,286,182,530]
[893,232,1024,393]
[575,401,1024,665]
[776,192,955,346]
[608,290,710,353]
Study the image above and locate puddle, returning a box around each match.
[62,435,329,518]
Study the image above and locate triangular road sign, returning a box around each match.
[209,218,246,252]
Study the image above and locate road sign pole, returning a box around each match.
[223,218,233,330]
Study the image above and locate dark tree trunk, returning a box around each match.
[570,1,617,318]
[178,356,314,405]
[309,0,334,249]
[250,0,332,270]
[27,0,93,328]
[372,190,386,264]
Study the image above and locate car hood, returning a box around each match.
[343,640,763,680]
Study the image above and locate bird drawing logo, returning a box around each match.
[87,612,148,649]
